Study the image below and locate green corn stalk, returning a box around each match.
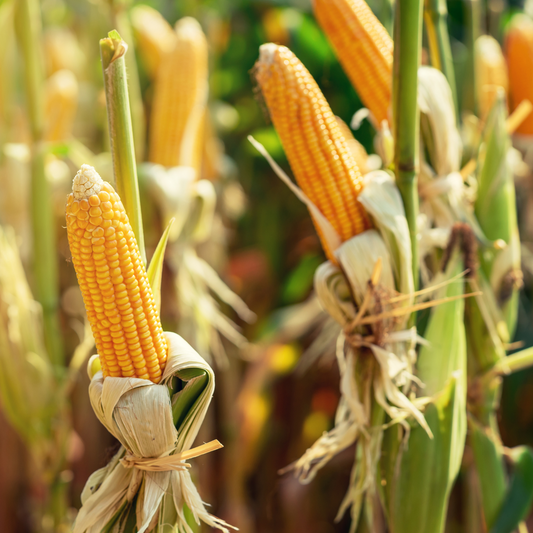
[15,0,64,365]
[380,250,467,533]
[100,30,146,265]
[393,0,423,292]
[423,0,458,115]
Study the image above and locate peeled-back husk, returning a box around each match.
[73,332,235,533]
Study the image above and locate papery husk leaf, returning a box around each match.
[74,332,234,533]
[141,163,196,241]
[418,66,462,176]
[335,229,395,306]
[357,170,414,299]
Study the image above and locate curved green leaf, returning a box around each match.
[490,446,533,533]
[147,218,174,314]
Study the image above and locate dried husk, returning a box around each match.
[291,172,429,529]
[74,332,235,533]
[418,66,462,177]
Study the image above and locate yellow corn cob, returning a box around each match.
[131,5,176,81]
[255,44,371,260]
[335,116,370,174]
[43,28,83,78]
[475,35,508,120]
[505,15,533,135]
[148,17,208,170]
[66,165,168,382]
[44,69,78,142]
[313,0,393,127]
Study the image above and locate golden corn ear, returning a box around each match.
[44,69,78,142]
[475,36,508,120]
[506,15,533,135]
[66,165,168,383]
[255,44,371,259]
[131,5,176,81]
[43,28,83,77]
[335,116,370,174]
[313,0,393,127]
[149,17,208,169]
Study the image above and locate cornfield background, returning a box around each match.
[3,0,533,532]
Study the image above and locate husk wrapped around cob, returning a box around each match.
[67,166,234,533]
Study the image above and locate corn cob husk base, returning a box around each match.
[74,332,235,533]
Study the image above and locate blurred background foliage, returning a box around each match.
[3,0,533,531]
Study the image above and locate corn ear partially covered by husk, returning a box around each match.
[254,43,371,261]
[313,0,393,127]
[290,171,425,528]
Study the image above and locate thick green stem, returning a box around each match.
[393,0,423,291]
[424,0,458,116]
[111,1,146,163]
[100,31,146,264]
[15,0,64,365]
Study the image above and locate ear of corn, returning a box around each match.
[505,14,533,135]
[254,44,371,261]
[130,5,175,81]
[66,164,168,383]
[313,0,393,127]
[148,17,208,170]
[44,69,78,142]
[335,116,371,174]
[475,35,508,120]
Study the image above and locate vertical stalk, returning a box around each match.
[393,0,423,290]
[15,0,64,365]
[110,0,146,163]
[424,0,458,116]
[463,0,481,115]
[100,30,146,264]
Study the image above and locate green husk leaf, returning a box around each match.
[147,218,174,313]
[172,371,209,429]
[475,94,520,337]
[382,372,466,533]
[490,446,533,533]
[469,416,507,528]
